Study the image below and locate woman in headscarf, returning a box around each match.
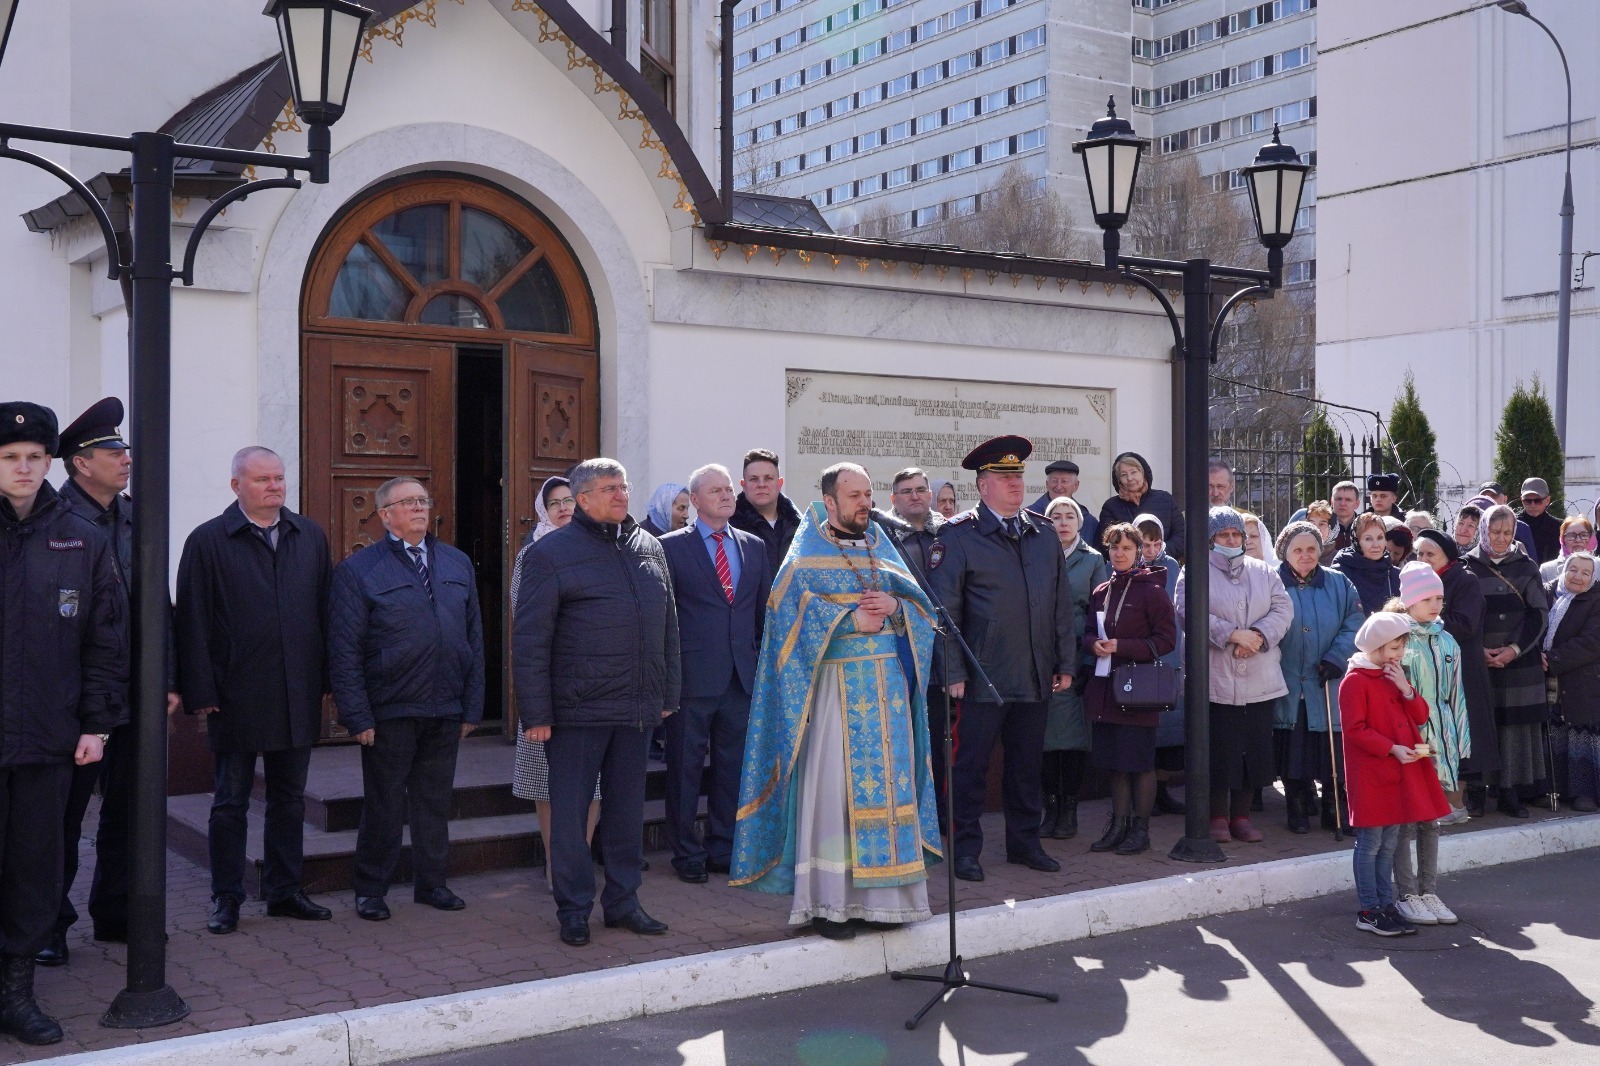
[933,480,960,521]
[1098,452,1184,559]
[1544,552,1600,812]
[1414,528,1499,817]
[1384,518,1415,567]
[1176,507,1293,843]
[1135,513,1187,815]
[512,476,600,884]
[640,482,689,537]
[1272,521,1363,834]
[1239,512,1279,568]
[1331,513,1401,616]
[1040,497,1107,838]
[1464,503,1550,818]
[1541,514,1596,584]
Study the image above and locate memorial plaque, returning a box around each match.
[785,370,1114,512]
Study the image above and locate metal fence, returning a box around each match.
[1208,423,1386,534]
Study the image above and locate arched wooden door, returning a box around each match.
[302,176,599,739]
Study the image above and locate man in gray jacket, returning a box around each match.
[513,458,680,947]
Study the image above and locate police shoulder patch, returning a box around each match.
[929,542,947,570]
[48,538,85,551]
[945,510,975,526]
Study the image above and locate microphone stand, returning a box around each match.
[880,514,1058,1029]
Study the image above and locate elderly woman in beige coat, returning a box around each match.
[1177,507,1294,844]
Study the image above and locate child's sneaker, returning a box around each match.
[1420,893,1458,924]
[1356,909,1407,937]
[1395,894,1438,925]
[1437,806,1471,827]
[1383,903,1421,935]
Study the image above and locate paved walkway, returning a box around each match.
[6,792,1579,1063]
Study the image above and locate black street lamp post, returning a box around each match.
[0,0,372,1028]
[1073,98,1311,864]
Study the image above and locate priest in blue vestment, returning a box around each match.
[731,463,942,939]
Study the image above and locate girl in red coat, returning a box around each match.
[1340,612,1451,937]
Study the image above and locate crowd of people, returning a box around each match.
[5,389,1600,1044]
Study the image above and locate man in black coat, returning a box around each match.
[39,398,177,964]
[729,447,802,574]
[0,402,123,1046]
[1518,478,1563,564]
[930,436,1074,883]
[176,446,333,935]
[330,477,484,920]
[1028,460,1100,550]
[659,463,770,884]
[513,458,681,947]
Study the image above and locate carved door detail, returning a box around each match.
[511,339,598,547]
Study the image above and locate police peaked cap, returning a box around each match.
[962,435,1032,472]
[57,396,128,457]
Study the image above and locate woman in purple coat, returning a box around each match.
[1082,523,1178,856]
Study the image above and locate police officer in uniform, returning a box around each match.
[0,402,125,1045]
[37,398,154,965]
[930,436,1075,882]
[1364,472,1401,520]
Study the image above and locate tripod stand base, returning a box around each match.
[890,956,1058,1030]
[100,985,189,1029]
[1168,834,1227,864]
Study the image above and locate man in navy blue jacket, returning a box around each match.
[659,464,771,883]
[329,477,484,921]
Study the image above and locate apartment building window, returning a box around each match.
[856,85,880,106]
[828,138,854,161]
[806,105,829,125]
[859,38,884,62]
[887,73,915,96]
[805,149,828,168]
[949,147,977,170]
[1017,128,1044,151]
[920,62,945,87]
[806,61,827,81]
[887,166,913,188]
[1229,169,1248,190]
[918,110,945,133]
[949,98,977,122]
[914,205,943,227]
[830,182,854,204]
[949,51,976,76]
[859,174,883,195]
[1295,205,1315,230]
[1280,45,1311,70]
[640,0,675,111]
[952,194,977,216]
[859,128,883,150]
[983,88,1009,112]
[1016,77,1045,102]
[778,29,800,50]
[1276,0,1315,16]
[779,114,800,133]
[889,28,914,50]
[921,16,942,38]
[982,137,1010,162]
[734,131,754,149]
[1284,260,1316,284]
[887,120,913,142]
[917,159,942,180]
[780,155,802,175]
[947,3,975,29]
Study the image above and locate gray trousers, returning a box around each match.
[1394,820,1439,898]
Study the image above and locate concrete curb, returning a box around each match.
[51,815,1600,1065]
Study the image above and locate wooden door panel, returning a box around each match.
[303,335,456,738]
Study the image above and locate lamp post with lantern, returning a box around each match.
[0,0,373,1029]
[1073,97,1311,864]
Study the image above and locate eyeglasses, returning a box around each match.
[1563,530,1593,542]
[382,496,433,511]
[547,496,577,509]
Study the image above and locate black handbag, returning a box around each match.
[1105,578,1179,709]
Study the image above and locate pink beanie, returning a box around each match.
[1399,560,1444,608]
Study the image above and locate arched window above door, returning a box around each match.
[307,178,593,344]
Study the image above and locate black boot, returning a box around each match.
[1114,817,1151,855]
[1497,788,1529,819]
[1051,796,1079,839]
[1464,784,1487,818]
[1090,816,1130,853]
[1154,781,1186,815]
[1286,781,1310,835]
[0,955,63,1046]
[1041,791,1060,838]
[1250,787,1265,813]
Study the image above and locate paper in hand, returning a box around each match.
[1095,610,1112,677]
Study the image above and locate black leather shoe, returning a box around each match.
[33,932,67,968]
[356,896,391,922]
[559,915,590,946]
[1154,782,1186,815]
[1464,785,1487,818]
[1498,789,1529,819]
[91,924,127,944]
[605,909,669,936]
[414,887,466,911]
[704,858,731,874]
[1007,850,1062,873]
[207,896,240,935]
[811,917,855,940]
[954,856,985,882]
[0,956,62,1045]
[676,862,708,884]
[267,891,332,921]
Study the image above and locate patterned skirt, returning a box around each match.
[1551,722,1600,803]
[512,732,601,803]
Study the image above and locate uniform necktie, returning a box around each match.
[712,531,734,604]
[1004,515,1021,539]
[408,545,432,598]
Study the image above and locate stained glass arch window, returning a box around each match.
[309,178,593,343]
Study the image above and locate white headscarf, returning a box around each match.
[530,476,569,544]
[646,482,686,532]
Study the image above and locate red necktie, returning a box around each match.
[712,530,734,604]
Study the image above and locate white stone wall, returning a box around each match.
[1317,1,1600,515]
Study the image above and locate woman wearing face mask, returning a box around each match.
[1081,524,1176,855]
[1413,529,1500,817]
[1040,497,1108,838]
[1465,504,1550,818]
[1097,452,1184,560]
[1176,508,1293,843]
[1544,552,1600,812]
[1271,522,1363,835]
[1332,513,1401,616]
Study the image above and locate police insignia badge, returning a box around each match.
[929,543,946,569]
[59,588,80,618]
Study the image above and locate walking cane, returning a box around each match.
[1324,680,1344,842]
[1546,684,1562,813]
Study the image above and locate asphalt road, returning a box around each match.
[401,848,1600,1065]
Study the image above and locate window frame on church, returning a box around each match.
[640,0,676,113]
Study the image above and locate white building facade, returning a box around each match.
[1316,2,1599,513]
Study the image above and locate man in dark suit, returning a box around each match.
[659,464,772,883]
[176,446,333,935]
[930,436,1075,883]
[329,477,484,921]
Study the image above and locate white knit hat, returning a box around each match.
[1354,611,1412,653]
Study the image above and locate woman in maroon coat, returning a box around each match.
[1340,612,1451,937]
[1082,523,1178,855]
